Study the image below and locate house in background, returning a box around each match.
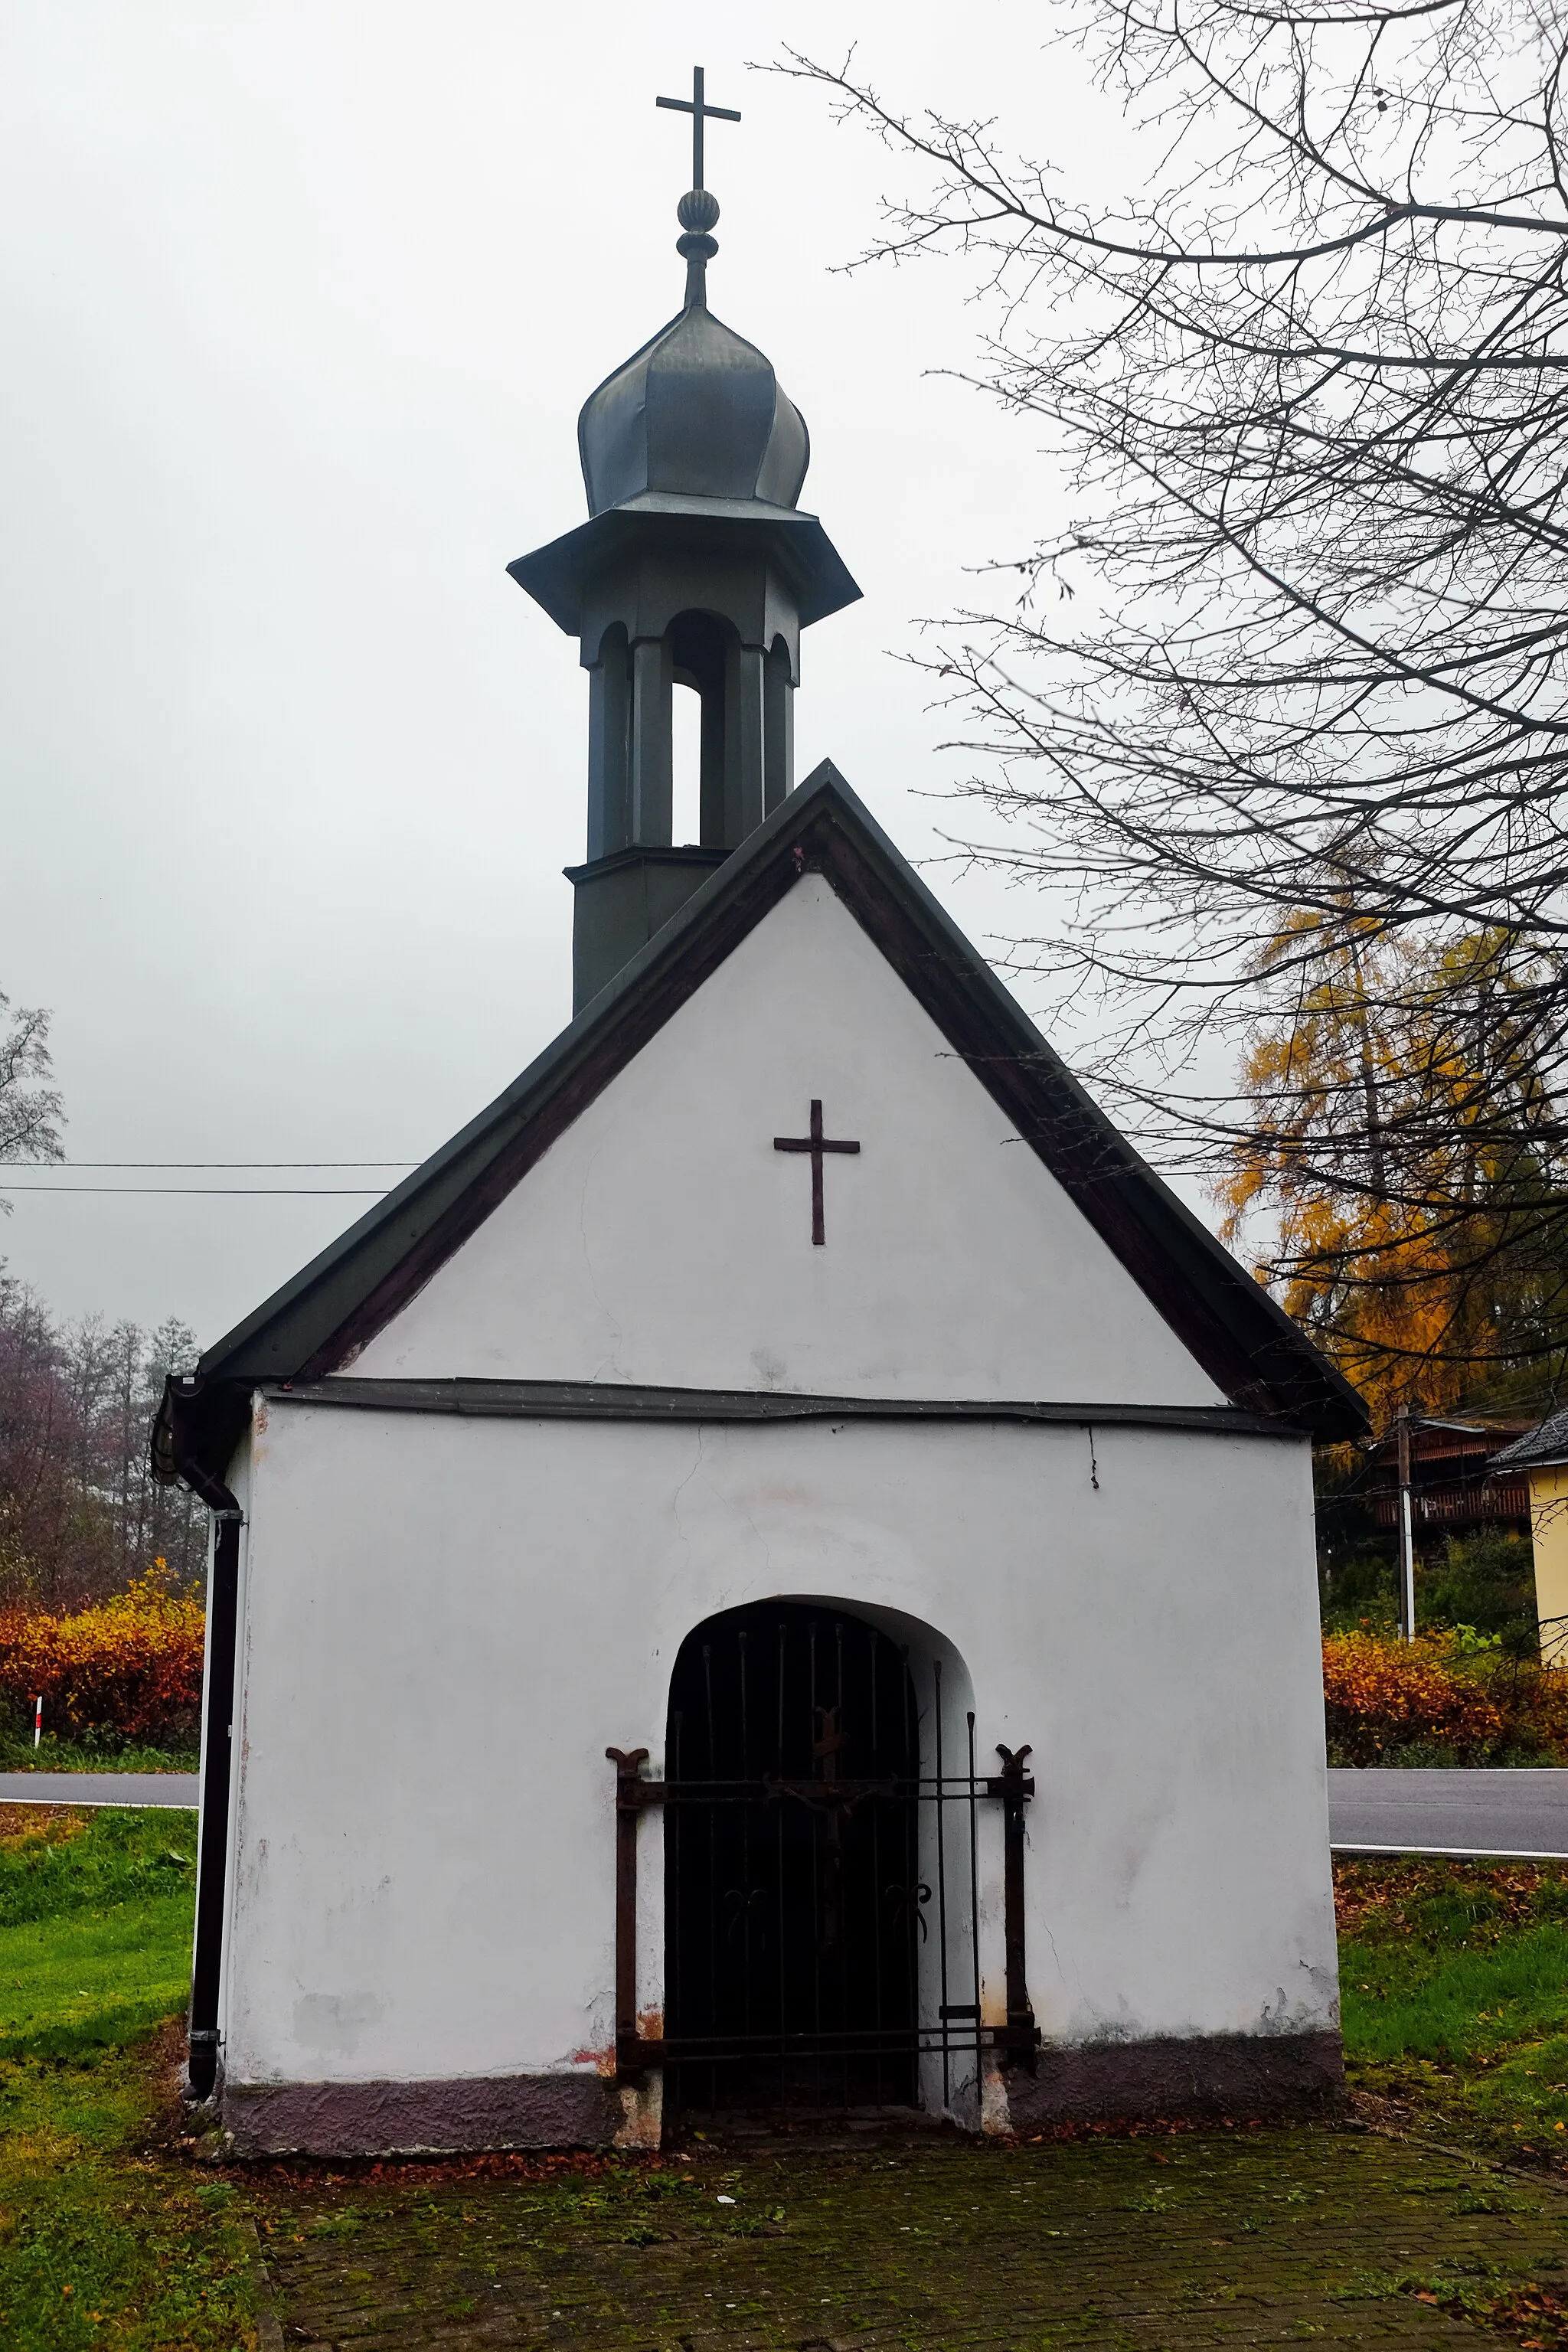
[1360,1419,1531,1544]
[1490,1413,1568,1659]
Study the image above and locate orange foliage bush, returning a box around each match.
[0,1569,204,1744]
[1321,1630,1504,1765]
[1472,1649,1568,1763]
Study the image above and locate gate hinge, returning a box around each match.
[606,1746,665,1810]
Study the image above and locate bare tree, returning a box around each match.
[0,991,64,1206]
[0,1282,204,1609]
[780,1,1568,1405]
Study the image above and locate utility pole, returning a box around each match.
[1395,1403,1416,1641]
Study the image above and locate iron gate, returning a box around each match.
[607,1605,1037,2117]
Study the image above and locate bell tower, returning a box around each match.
[508,67,861,1011]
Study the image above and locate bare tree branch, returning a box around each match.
[776,0,1568,1413]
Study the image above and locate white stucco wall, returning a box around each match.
[220,1395,1336,2095]
[348,876,1225,1407]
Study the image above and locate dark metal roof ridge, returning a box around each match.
[765,775,1368,1441]
[179,763,858,1387]
[157,757,1367,1487]
[260,1377,1300,1436]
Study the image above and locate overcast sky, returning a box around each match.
[0,2,1137,1347]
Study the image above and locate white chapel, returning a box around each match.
[155,74,1367,2158]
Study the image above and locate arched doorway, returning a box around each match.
[664,1602,923,2118]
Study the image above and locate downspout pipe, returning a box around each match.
[167,1421,243,2102]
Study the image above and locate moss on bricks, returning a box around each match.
[254,2123,1568,2349]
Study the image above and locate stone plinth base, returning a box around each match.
[221,2069,623,2157]
[1004,2030,1344,2128]
[220,2032,1342,2154]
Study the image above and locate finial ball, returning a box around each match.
[677,188,720,234]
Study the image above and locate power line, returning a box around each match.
[0,1184,390,1197]
[0,1159,417,1170]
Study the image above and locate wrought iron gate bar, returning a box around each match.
[988,1743,1038,2065]
[626,2032,1003,2064]
[606,1738,1039,2087]
[637,2025,995,2053]
[635,1774,996,1800]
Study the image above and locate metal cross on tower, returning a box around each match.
[656,64,740,191]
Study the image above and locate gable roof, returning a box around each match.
[155,763,1367,1486]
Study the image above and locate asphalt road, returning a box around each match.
[1328,1766,1568,1857]
[0,1766,1562,1851]
[0,1771,199,1808]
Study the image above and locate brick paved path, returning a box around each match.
[256,2125,1568,2350]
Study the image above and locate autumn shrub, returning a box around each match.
[1322,1629,1504,1765]
[0,1570,204,1747]
[1469,1640,1568,1764]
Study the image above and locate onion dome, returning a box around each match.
[576,176,809,518]
[578,304,811,516]
[509,110,858,640]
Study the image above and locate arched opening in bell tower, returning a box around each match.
[583,607,797,874]
[668,608,734,848]
[670,680,702,847]
[764,634,794,815]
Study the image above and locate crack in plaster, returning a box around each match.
[670,1426,710,1570]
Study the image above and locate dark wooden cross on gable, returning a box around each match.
[655,65,740,191]
[774,1100,861,1246]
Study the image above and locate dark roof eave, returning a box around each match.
[165,761,1367,1485]
[507,499,862,634]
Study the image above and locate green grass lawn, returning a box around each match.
[0,1739,199,1775]
[0,1808,254,2350]
[1339,1857,1568,2161]
[2,1819,1568,2350]
[0,1896,200,2066]
[0,1809,197,2067]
